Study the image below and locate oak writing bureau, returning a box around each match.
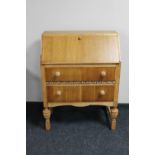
[40,31,121,130]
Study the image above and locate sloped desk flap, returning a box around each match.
[41,31,121,64]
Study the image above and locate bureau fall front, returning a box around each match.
[40,31,121,130]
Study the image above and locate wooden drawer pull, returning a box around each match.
[56,90,62,96]
[100,71,107,77]
[100,90,106,96]
[55,71,61,77]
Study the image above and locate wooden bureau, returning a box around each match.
[40,31,121,130]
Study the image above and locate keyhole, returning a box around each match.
[78,37,81,40]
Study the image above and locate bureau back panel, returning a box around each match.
[41,32,120,64]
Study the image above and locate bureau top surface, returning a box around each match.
[41,31,121,64]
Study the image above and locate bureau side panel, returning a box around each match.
[41,65,48,108]
[114,63,121,107]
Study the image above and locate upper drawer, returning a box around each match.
[45,66,116,81]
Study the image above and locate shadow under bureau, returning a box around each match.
[40,31,121,130]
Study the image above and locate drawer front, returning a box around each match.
[82,85,114,102]
[45,67,116,81]
[45,67,81,81]
[82,67,115,81]
[47,85,114,102]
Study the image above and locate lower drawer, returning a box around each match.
[47,85,114,102]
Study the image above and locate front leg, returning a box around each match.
[43,108,52,130]
[111,107,119,130]
[106,107,119,130]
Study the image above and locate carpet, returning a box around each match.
[26,103,129,155]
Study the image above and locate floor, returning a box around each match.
[26,103,129,155]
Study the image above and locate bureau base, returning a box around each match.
[42,104,119,131]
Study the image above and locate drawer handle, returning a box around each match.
[100,90,106,96]
[56,90,62,96]
[100,71,107,77]
[55,71,61,77]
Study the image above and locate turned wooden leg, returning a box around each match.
[106,107,119,130]
[111,107,119,130]
[43,108,52,130]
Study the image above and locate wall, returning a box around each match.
[26,0,129,103]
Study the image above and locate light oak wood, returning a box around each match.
[45,66,116,81]
[100,71,107,77]
[46,81,116,86]
[48,102,114,107]
[41,32,120,64]
[40,31,121,130]
[44,64,117,67]
[100,90,106,96]
[47,85,114,102]
[106,107,119,130]
[43,108,52,130]
[114,63,121,107]
[41,66,48,108]
[42,31,118,36]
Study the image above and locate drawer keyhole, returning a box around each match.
[78,37,82,40]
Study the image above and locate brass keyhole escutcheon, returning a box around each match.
[78,37,82,40]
